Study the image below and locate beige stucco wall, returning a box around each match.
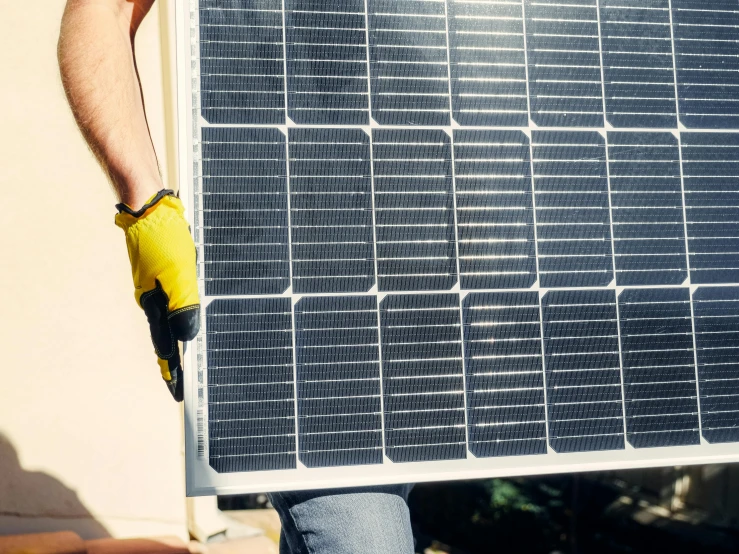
[0,0,188,540]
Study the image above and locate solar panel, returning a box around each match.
[177,0,739,496]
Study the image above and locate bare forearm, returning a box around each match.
[58,0,160,209]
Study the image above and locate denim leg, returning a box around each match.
[267,485,414,554]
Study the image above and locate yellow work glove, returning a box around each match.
[115,189,200,402]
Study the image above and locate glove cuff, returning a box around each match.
[115,189,175,218]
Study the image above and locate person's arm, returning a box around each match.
[58,0,159,209]
[58,0,200,401]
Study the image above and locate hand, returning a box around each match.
[115,190,200,401]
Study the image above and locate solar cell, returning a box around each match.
[201,127,290,295]
[379,294,467,462]
[447,0,529,127]
[599,0,677,128]
[295,296,383,467]
[367,0,451,125]
[199,0,286,124]
[524,0,604,127]
[541,289,625,453]
[453,129,537,289]
[618,288,700,448]
[284,0,370,124]
[693,287,739,444]
[462,291,547,457]
[206,298,297,472]
[373,129,458,291]
[531,131,614,288]
[607,132,688,285]
[681,133,739,284]
[673,0,739,129]
[288,128,375,293]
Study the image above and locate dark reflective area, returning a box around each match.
[673,0,739,129]
[294,296,383,467]
[462,292,547,457]
[454,130,537,290]
[201,127,291,296]
[379,294,466,462]
[199,0,286,124]
[288,128,375,293]
[618,288,700,448]
[600,0,677,128]
[207,298,297,473]
[541,289,626,453]
[408,472,739,554]
[608,132,688,286]
[373,129,458,292]
[285,0,369,124]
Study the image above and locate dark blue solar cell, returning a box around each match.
[673,1,739,129]
[524,0,604,127]
[462,292,547,457]
[693,287,739,443]
[541,290,625,453]
[285,0,369,124]
[599,0,677,128]
[447,0,528,126]
[681,133,739,284]
[454,130,537,289]
[531,131,614,287]
[288,128,375,293]
[294,296,383,467]
[199,1,285,124]
[607,132,688,285]
[367,0,450,125]
[379,294,467,462]
[373,129,458,291]
[206,298,296,473]
[201,127,290,295]
[618,288,700,448]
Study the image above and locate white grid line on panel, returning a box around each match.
[519,0,534,125]
[677,132,706,441]
[363,0,388,460]
[443,0,471,457]
[280,0,300,463]
[526,132,553,451]
[602,130,631,445]
[666,0,683,127]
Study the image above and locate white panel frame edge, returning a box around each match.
[176,0,739,497]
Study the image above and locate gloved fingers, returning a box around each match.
[142,281,191,402]
[141,282,176,360]
[157,354,184,402]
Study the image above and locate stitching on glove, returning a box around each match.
[168,305,200,319]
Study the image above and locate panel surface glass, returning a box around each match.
[183,0,739,495]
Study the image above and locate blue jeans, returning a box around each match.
[268,485,415,554]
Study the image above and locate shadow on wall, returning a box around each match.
[0,433,110,539]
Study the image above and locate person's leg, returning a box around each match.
[267,485,414,554]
